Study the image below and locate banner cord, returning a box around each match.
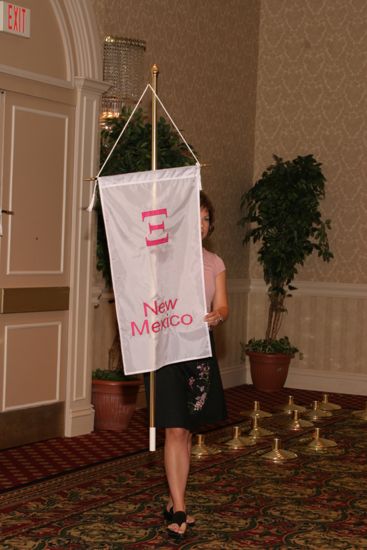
[146,84,200,165]
[87,84,200,212]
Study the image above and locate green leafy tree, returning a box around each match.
[239,154,333,353]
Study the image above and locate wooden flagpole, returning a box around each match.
[149,64,159,452]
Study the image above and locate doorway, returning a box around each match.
[0,0,106,448]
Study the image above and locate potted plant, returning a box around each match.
[92,372,141,431]
[239,154,333,392]
[92,329,141,431]
[92,107,196,427]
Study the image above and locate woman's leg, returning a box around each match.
[164,427,191,534]
[165,432,195,524]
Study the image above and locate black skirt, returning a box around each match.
[144,333,227,431]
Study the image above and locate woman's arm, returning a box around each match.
[204,270,229,327]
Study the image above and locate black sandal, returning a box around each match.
[163,505,173,522]
[164,506,195,526]
[167,510,187,538]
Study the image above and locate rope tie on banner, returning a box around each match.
[87,83,149,212]
[147,84,200,166]
[86,84,200,212]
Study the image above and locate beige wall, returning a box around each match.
[253,0,367,284]
[248,0,367,390]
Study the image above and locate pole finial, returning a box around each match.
[151,63,159,75]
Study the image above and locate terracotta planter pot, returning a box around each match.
[247,351,292,392]
[92,379,140,431]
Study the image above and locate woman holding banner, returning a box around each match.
[145,191,228,538]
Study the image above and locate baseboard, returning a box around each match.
[64,405,95,437]
[221,362,367,397]
[285,367,367,396]
[0,402,64,450]
[221,363,249,389]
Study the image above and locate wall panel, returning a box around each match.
[8,107,68,275]
[247,280,367,394]
[0,311,67,412]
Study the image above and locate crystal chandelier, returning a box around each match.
[101,36,146,120]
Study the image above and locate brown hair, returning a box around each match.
[200,191,215,236]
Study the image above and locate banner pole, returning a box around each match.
[149,64,159,452]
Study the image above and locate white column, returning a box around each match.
[64,77,109,436]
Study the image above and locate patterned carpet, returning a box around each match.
[1,385,367,549]
[1,384,363,493]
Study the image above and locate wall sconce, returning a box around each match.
[101,35,146,120]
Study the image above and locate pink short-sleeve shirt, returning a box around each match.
[203,247,225,310]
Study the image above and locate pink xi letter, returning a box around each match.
[142,208,169,247]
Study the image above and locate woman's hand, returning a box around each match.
[204,310,224,327]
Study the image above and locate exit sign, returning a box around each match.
[0,2,31,38]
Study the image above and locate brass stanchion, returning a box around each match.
[191,434,221,458]
[241,400,272,419]
[261,438,298,462]
[286,409,314,431]
[191,434,210,457]
[307,427,337,451]
[281,395,306,415]
[352,402,367,420]
[303,400,332,421]
[223,426,256,450]
[319,393,341,411]
[247,415,274,440]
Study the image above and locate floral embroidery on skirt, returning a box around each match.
[188,361,211,414]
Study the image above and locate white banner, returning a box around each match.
[98,165,211,375]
